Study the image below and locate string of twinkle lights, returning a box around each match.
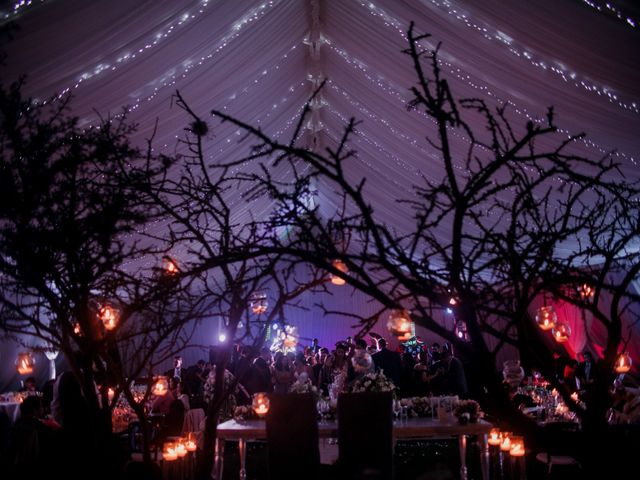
[359,0,639,115]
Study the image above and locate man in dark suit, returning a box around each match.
[165,356,185,383]
[371,338,403,388]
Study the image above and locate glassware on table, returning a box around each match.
[393,399,402,420]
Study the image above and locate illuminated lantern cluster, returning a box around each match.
[552,323,571,343]
[615,353,632,373]
[99,304,119,331]
[252,392,270,417]
[330,259,348,286]
[387,309,413,342]
[535,306,557,331]
[163,256,179,275]
[16,352,35,375]
[249,291,268,315]
[578,283,594,300]
[454,320,470,342]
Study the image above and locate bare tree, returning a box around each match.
[199,23,640,472]
[0,79,210,471]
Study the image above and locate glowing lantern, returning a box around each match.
[449,297,457,306]
[387,309,412,339]
[163,441,178,461]
[535,306,557,331]
[108,388,115,403]
[73,322,83,336]
[488,428,501,446]
[163,256,179,275]
[509,436,525,457]
[330,259,348,285]
[175,438,187,458]
[99,304,119,331]
[252,392,270,417]
[552,323,571,343]
[152,376,169,396]
[615,353,632,373]
[500,432,512,452]
[578,283,594,300]
[185,432,197,452]
[16,352,35,375]
[454,320,470,342]
[249,291,268,314]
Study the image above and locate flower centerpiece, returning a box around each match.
[453,399,483,424]
[289,377,320,398]
[401,396,433,417]
[350,369,397,394]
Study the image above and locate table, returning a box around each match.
[214,417,492,480]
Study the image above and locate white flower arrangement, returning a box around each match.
[350,369,397,394]
[289,377,319,397]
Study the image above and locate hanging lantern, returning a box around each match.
[387,309,412,339]
[249,291,269,314]
[330,259,348,286]
[252,392,270,417]
[454,320,470,342]
[163,256,179,275]
[615,353,632,373]
[535,305,557,331]
[98,304,119,331]
[578,283,594,300]
[552,323,571,343]
[16,352,35,375]
[152,376,169,396]
[73,322,83,336]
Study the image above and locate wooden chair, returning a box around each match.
[337,391,394,480]
[265,393,321,479]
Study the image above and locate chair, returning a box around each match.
[128,418,162,461]
[266,393,320,479]
[337,391,393,480]
[182,407,205,435]
[534,421,582,477]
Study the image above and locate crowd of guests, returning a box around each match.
[218,337,469,404]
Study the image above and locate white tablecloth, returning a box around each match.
[0,401,21,423]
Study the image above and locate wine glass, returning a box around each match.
[393,400,402,421]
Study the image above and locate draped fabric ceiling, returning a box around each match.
[1,0,639,387]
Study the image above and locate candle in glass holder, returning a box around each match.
[152,376,169,396]
[108,387,115,403]
[509,436,525,457]
[500,432,512,452]
[252,392,270,417]
[570,392,579,402]
[175,438,187,458]
[185,432,197,452]
[488,428,501,446]
[163,442,178,461]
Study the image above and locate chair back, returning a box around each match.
[266,393,320,479]
[337,391,393,480]
[539,421,581,466]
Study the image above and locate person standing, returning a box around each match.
[371,338,402,388]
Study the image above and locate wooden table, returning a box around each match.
[214,417,493,480]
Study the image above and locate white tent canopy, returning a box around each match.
[1,0,639,388]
